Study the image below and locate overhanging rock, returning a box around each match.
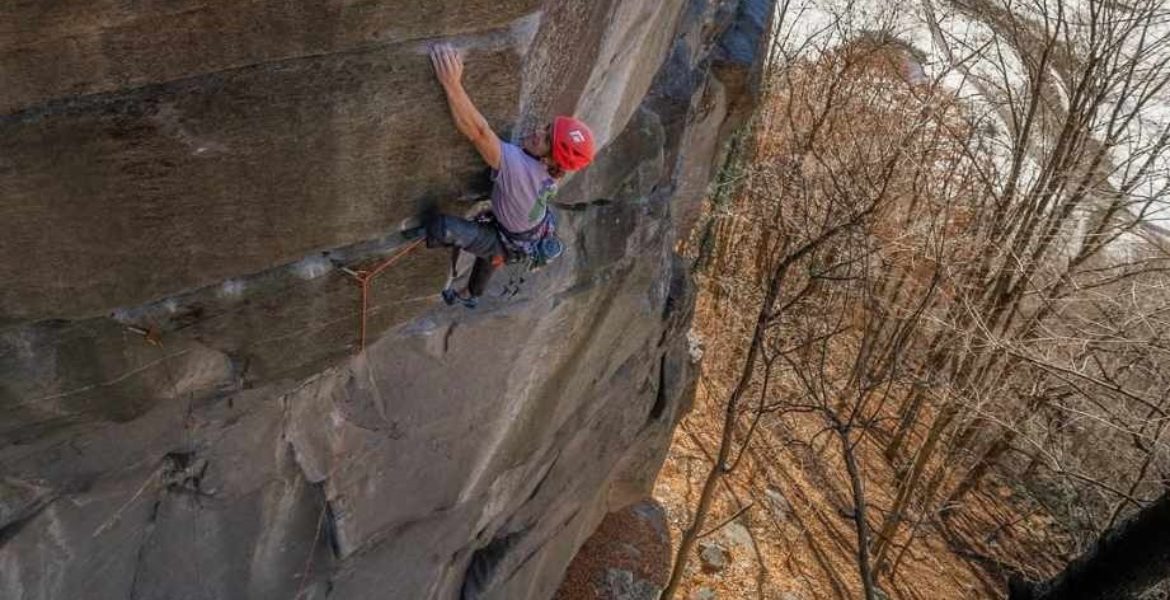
[0,1,774,598]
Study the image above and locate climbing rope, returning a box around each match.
[109,237,426,599]
[292,496,329,600]
[115,327,208,599]
[337,239,424,353]
[293,238,434,595]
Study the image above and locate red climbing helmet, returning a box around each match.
[551,116,595,172]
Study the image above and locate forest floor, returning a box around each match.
[646,280,1072,600]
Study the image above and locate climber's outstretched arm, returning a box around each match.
[430,44,502,169]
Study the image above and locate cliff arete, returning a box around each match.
[0,1,772,598]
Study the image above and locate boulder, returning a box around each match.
[699,541,731,573]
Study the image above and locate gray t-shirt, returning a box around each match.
[491,142,557,233]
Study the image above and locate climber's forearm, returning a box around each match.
[441,81,486,139]
[440,80,501,168]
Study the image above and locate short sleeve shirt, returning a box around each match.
[491,142,557,234]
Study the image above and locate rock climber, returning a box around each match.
[409,43,595,308]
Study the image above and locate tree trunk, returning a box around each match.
[838,426,877,600]
[946,427,1016,506]
[871,398,960,572]
[1009,490,1170,600]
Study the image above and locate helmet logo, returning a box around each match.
[568,130,586,143]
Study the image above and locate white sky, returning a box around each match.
[771,0,1170,229]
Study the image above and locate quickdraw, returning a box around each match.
[337,239,424,353]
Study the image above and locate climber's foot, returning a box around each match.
[441,288,478,309]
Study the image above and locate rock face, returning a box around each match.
[0,1,772,599]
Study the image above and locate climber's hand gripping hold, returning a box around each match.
[429,44,501,169]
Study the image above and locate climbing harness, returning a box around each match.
[337,239,424,353]
[484,210,565,271]
[500,210,561,270]
[529,235,564,270]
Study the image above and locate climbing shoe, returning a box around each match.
[441,288,478,309]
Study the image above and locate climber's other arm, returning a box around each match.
[430,44,502,170]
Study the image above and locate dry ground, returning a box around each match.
[648,271,1070,600]
[646,43,1073,597]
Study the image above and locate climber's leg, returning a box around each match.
[423,213,501,257]
[441,246,476,307]
[425,213,506,306]
[467,255,503,298]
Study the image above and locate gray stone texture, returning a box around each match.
[0,1,774,599]
[2,0,545,113]
[1,30,530,320]
[602,569,662,600]
[691,588,718,600]
[717,521,754,551]
[699,542,730,573]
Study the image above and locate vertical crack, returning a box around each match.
[323,493,342,559]
[648,354,669,423]
[127,496,163,600]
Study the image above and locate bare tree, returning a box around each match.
[666,0,1170,595]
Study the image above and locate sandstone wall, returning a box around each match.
[0,1,772,598]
